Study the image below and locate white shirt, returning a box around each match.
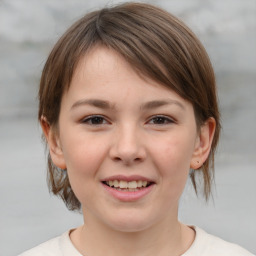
[19,226,255,256]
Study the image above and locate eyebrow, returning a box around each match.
[71,98,185,111]
[71,99,114,110]
[140,100,185,110]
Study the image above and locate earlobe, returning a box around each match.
[40,116,66,170]
[190,117,216,169]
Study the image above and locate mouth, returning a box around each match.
[102,180,154,192]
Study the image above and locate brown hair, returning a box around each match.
[39,2,220,211]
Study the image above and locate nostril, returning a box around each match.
[109,143,146,164]
[113,157,122,162]
[112,157,143,165]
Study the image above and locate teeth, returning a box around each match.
[137,180,142,187]
[142,181,147,187]
[119,181,127,188]
[113,180,119,188]
[105,180,150,189]
[128,181,137,189]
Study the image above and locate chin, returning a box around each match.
[109,221,150,233]
[104,211,157,233]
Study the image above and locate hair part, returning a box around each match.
[39,2,220,211]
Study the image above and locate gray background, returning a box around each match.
[0,0,255,255]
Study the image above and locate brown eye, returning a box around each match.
[82,115,108,125]
[148,116,174,125]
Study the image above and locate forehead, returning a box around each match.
[71,46,168,95]
[69,46,170,97]
[75,46,124,79]
[63,46,192,112]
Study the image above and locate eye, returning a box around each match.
[147,115,174,125]
[81,115,109,125]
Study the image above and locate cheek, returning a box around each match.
[156,136,194,169]
[62,139,107,203]
[158,138,194,200]
[149,133,195,193]
[61,133,108,177]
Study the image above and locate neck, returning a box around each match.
[70,210,195,256]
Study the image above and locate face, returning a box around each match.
[46,46,212,232]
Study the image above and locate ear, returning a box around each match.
[40,116,67,170]
[190,117,216,170]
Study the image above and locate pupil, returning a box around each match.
[154,117,165,124]
[92,117,103,124]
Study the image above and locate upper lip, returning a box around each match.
[101,175,155,183]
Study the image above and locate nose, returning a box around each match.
[109,124,146,165]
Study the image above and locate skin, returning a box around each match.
[42,46,215,256]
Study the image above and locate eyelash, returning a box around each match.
[147,115,175,125]
[81,115,175,126]
[81,115,110,125]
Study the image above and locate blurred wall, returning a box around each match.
[0,0,255,255]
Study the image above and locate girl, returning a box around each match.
[20,2,254,256]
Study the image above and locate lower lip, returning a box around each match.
[102,183,155,202]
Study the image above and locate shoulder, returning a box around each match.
[18,231,81,256]
[185,226,255,256]
[18,235,62,256]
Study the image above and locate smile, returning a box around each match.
[101,175,155,201]
[103,180,152,191]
